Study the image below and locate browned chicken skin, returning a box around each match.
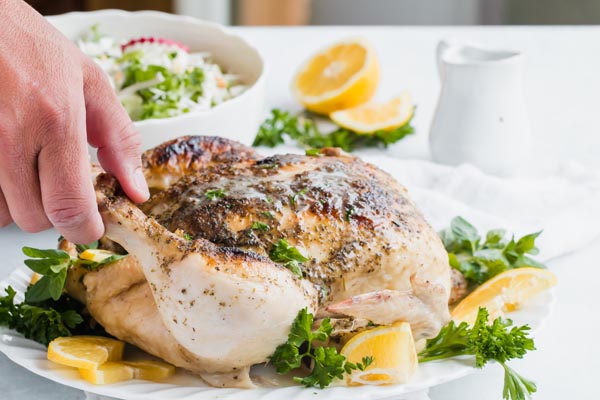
[66,136,451,387]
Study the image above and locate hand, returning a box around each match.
[0,0,149,243]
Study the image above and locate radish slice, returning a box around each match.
[121,37,189,53]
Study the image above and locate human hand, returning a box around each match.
[0,0,149,243]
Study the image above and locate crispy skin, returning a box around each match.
[141,143,451,338]
[67,136,451,387]
[142,136,259,191]
[90,173,317,383]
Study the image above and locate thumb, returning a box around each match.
[83,60,149,203]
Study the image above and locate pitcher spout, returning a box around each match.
[437,40,521,69]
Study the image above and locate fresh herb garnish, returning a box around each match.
[439,217,546,285]
[23,246,126,303]
[205,188,226,201]
[270,308,374,388]
[345,206,356,222]
[261,211,274,219]
[305,148,323,157]
[290,188,308,206]
[0,286,83,346]
[74,240,98,253]
[22,247,73,303]
[183,232,194,241]
[269,239,309,277]
[419,307,536,400]
[0,242,126,345]
[258,163,278,169]
[253,109,414,152]
[0,286,111,346]
[251,222,270,232]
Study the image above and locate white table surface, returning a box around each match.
[1,25,599,400]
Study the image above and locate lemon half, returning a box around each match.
[292,38,379,115]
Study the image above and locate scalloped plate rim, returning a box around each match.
[0,265,555,400]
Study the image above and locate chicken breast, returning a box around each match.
[67,136,451,387]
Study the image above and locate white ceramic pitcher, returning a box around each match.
[429,40,531,176]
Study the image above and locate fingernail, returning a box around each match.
[134,168,150,200]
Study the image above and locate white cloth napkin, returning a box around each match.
[363,156,600,261]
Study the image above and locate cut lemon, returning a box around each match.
[340,322,417,386]
[47,336,125,370]
[330,93,414,133]
[292,38,379,114]
[79,362,134,385]
[79,249,117,263]
[30,273,41,285]
[451,267,557,325]
[79,360,175,385]
[125,360,176,381]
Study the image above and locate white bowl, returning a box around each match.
[47,10,266,149]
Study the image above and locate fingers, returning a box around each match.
[0,129,52,233]
[0,188,13,228]
[37,92,104,244]
[83,61,149,203]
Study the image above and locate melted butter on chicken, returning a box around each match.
[66,136,451,388]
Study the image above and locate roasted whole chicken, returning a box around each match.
[64,136,451,387]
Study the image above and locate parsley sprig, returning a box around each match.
[269,239,309,278]
[251,221,270,232]
[23,247,72,303]
[440,217,546,285]
[253,109,414,152]
[0,242,125,346]
[23,246,125,303]
[0,286,83,346]
[270,308,373,388]
[0,285,110,346]
[419,308,536,400]
[205,188,226,200]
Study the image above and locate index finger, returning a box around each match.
[83,61,149,203]
[38,95,104,244]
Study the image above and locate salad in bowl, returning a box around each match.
[48,10,266,148]
[78,25,247,122]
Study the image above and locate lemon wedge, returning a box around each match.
[330,93,414,133]
[292,38,379,114]
[79,360,175,385]
[79,249,117,263]
[47,336,125,370]
[125,360,176,381]
[451,267,557,325]
[340,322,417,386]
[79,362,134,385]
[30,272,41,285]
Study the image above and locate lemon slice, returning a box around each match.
[292,38,379,114]
[79,249,117,263]
[30,273,41,285]
[330,93,414,133]
[451,267,557,325]
[47,336,125,370]
[79,360,175,385]
[79,362,134,385]
[340,322,417,386]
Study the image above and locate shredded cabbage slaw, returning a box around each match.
[77,25,246,121]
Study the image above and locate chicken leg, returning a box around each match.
[95,174,318,374]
